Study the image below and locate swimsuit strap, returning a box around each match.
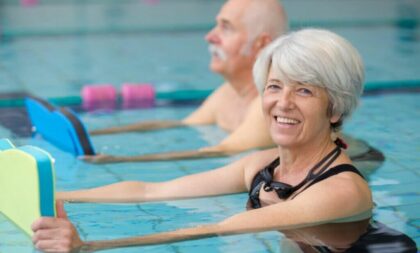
[248,146,365,209]
[248,157,279,209]
[289,164,364,200]
[249,157,279,192]
[308,164,364,184]
[263,146,342,199]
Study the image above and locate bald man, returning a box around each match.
[84,0,288,163]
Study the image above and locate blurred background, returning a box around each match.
[0,0,419,98]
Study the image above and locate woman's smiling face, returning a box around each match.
[262,66,339,148]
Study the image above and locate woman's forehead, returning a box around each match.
[267,68,304,86]
[266,66,321,88]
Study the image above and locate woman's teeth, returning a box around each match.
[275,116,299,124]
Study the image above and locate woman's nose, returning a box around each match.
[277,89,295,110]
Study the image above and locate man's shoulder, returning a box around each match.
[213,82,232,94]
[206,82,234,101]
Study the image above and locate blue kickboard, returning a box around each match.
[25,97,95,156]
[0,138,56,237]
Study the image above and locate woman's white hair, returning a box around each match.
[253,28,364,130]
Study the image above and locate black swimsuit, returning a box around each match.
[246,155,417,252]
[248,160,364,209]
[247,144,364,209]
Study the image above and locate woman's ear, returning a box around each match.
[330,114,341,124]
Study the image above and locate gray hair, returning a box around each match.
[253,28,364,131]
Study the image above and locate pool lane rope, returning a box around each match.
[0,79,419,108]
[0,84,213,108]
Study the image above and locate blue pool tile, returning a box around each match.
[395,204,420,221]
[369,170,420,185]
[385,220,419,238]
[371,181,419,195]
[374,208,406,224]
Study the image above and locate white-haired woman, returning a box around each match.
[31,29,415,252]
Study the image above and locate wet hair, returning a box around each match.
[253,28,364,131]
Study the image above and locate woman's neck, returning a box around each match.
[276,135,337,179]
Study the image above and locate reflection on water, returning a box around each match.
[281,219,416,253]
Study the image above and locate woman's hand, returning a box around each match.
[32,201,84,252]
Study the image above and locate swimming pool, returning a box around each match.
[0,0,419,252]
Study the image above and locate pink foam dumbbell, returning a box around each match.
[81,84,117,111]
[21,0,38,7]
[121,83,155,109]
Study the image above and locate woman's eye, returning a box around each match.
[297,88,313,96]
[265,84,281,91]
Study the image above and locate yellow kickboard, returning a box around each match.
[0,139,56,237]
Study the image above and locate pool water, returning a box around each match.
[1,93,419,253]
[0,0,419,252]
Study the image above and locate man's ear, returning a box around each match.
[253,33,272,52]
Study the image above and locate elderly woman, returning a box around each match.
[32,29,374,252]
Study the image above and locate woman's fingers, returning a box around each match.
[32,217,83,252]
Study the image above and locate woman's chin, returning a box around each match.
[271,137,297,148]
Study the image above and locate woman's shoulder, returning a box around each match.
[243,148,279,189]
[296,163,373,215]
[245,148,278,167]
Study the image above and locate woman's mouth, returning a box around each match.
[274,116,300,125]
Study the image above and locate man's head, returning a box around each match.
[206,0,287,81]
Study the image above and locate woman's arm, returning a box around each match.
[88,173,372,248]
[59,154,250,203]
[36,173,372,252]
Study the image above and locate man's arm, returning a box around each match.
[181,83,228,125]
[89,120,186,135]
[82,97,274,164]
[81,150,228,163]
[211,96,274,152]
[90,84,227,136]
